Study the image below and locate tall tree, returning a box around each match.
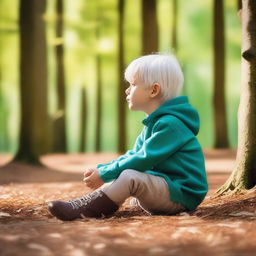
[171,0,178,53]
[95,10,103,152]
[0,34,8,151]
[52,0,67,152]
[237,0,242,20]
[215,0,256,195]
[0,71,8,152]
[237,0,242,10]
[14,0,49,164]
[213,0,229,148]
[117,0,126,154]
[80,86,87,152]
[0,5,17,153]
[142,0,159,55]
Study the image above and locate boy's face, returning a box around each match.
[125,76,152,112]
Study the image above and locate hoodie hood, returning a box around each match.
[142,95,200,135]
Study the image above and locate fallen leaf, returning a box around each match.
[0,212,11,218]
[47,233,62,239]
[171,227,201,239]
[217,222,242,228]
[229,211,256,217]
[0,194,11,199]
[27,243,52,254]
[93,243,106,250]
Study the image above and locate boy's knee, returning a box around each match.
[118,169,140,181]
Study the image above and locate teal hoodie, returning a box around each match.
[97,95,209,211]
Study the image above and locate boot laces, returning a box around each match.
[68,190,103,210]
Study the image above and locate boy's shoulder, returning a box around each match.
[153,114,184,128]
[152,114,199,137]
[150,115,186,135]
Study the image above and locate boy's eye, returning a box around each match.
[125,83,136,89]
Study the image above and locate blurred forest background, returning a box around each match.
[0,0,241,157]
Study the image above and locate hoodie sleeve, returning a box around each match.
[98,118,193,183]
[96,127,145,169]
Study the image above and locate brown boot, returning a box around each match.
[48,189,119,221]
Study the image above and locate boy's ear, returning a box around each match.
[150,83,161,97]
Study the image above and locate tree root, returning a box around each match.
[211,177,246,199]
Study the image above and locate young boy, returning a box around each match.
[48,53,208,221]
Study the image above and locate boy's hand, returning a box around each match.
[83,168,104,190]
[83,168,94,178]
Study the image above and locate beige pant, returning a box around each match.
[100,169,187,215]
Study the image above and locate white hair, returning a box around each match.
[124,53,184,102]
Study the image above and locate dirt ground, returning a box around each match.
[0,149,256,256]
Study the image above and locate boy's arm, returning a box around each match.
[96,127,145,169]
[98,117,194,183]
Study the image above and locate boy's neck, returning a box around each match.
[143,99,164,116]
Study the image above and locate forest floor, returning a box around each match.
[0,149,256,256]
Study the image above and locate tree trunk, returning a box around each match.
[171,0,178,53]
[0,38,8,151]
[52,0,67,152]
[214,0,256,196]
[117,0,126,154]
[237,0,242,10]
[95,17,102,152]
[0,73,8,152]
[213,0,229,148]
[142,0,159,55]
[14,0,49,164]
[237,0,242,20]
[80,86,87,152]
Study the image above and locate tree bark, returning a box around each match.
[213,0,229,148]
[171,0,178,53]
[214,0,256,196]
[0,72,8,151]
[14,0,49,164]
[95,15,102,152]
[52,0,67,152]
[142,0,159,55]
[80,86,87,152]
[117,0,126,154]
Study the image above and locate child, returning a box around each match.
[48,53,209,221]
